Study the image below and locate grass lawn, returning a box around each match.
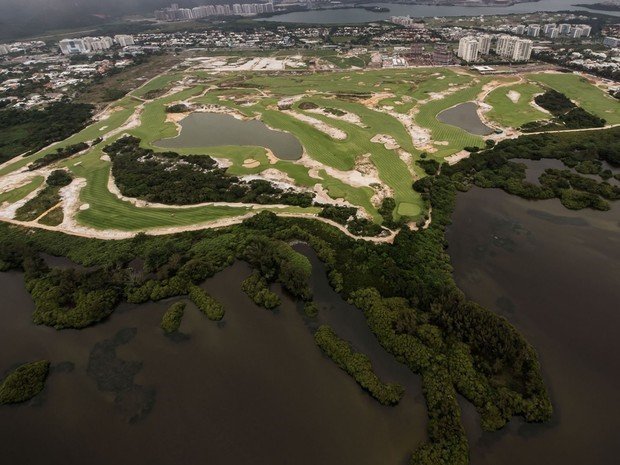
[528,73,620,124]
[414,79,490,158]
[0,176,44,205]
[485,82,549,128]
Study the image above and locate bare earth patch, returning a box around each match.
[371,134,400,150]
[281,110,347,140]
[445,150,471,165]
[507,90,521,103]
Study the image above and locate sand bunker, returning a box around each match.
[281,110,347,140]
[371,134,400,150]
[243,159,261,168]
[507,90,521,103]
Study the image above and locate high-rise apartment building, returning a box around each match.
[496,35,517,58]
[527,25,540,37]
[59,38,89,54]
[478,35,491,55]
[512,39,533,61]
[458,36,480,62]
[114,35,135,47]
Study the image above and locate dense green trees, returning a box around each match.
[105,136,314,207]
[525,90,606,131]
[240,235,313,301]
[46,169,73,187]
[241,272,281,310]
[314,325,405,406]
[161,301,185,334]
[0,360,50,405]
[534,89,575,114]
[318,205,357,225]
[0,102,93,163]
[188,285,225,321]
[26,265,124,329]
[442,127,620,210]
[28,142,89,171]
[14,185,61,222]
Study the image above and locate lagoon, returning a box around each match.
[156,112,303,160]
[437,102,494,136]
[257,1,620,25]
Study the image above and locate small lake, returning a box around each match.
[258,1,620,24]
[437,102,494,136]
[515,158,620,186]
[156,113,303,160]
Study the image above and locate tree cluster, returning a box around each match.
[105,136,314,207]
[314,324,405,406]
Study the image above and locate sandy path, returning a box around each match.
[281,110,347,140]
[306,107,366,127]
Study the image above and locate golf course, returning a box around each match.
[0,61,618,239]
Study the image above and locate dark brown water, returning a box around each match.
[0,252,426,465]
[436,102,494,136]
[156,112,303,160]
[447,187,620,465]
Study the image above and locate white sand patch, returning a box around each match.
[243,159,260,168]
[263,149,279,165]
[445,150,471,165]
[212,157,232,168]
[242,169,298,190]
[305,107,365,127]
[370,182,394,207]
[397,149,417,177]
[277,95,305,109]
[507,90,521,103]
[79,203,90,211]
[434,141,450,146]
[100,154,111,162]
[281,110,347,140]
[362,92,395,107]
[371,134,400,150]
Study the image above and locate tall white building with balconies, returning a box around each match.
[478,35,491,55]
[59,38,89,54]
[512,39,533,61]
[458,36,480,62]
[114,35,135,47]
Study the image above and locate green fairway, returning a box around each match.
[528,73,620,124]
[485,82,549,128]
[414,79,490,158]
[0,177,44,205]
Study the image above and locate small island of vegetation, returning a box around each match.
[0,360,50,405]
[315,325,404,406]
[161,301,186,333]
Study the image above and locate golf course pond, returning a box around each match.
[437,102,494,136]
[155,112,304,160]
